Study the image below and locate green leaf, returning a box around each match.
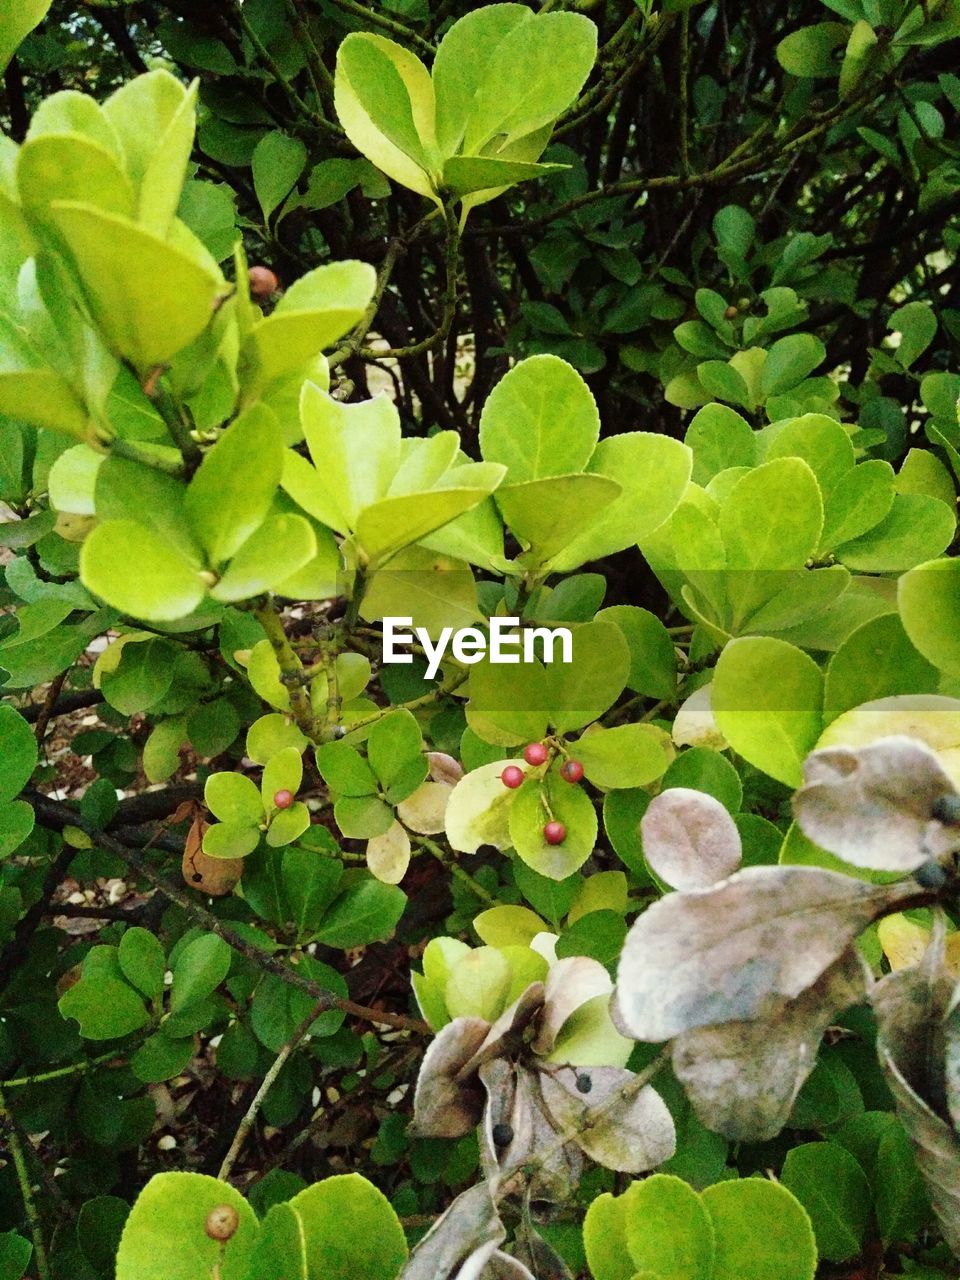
[334,33,436,201]
[0,706,37,803]
[597,606,677,700]
[550,434,692,572]
[479,354,600,484]
[118,927,165,1001]
[0,1,53,74]
[781,1142,871,1263]
[314,880,406,947]
[462,11,597,151]
[287,1174,407,1280]
[247,714,309,765]
[80,520,205,623]
[509,773,598,879]
[496,474,622,564]
[170,934,232,1011]
[466,657,549,747]
[115,1173,257,1280]
[244,261,376,392]
[356,467,505,567]
[315,741,378,796]
[202,822,260,860]
[583,1192,632,1280]
[760,334,826,397]
[685,403,758,485]
[19,133,136,225]
[701,1180,816,1280]
[185,404,284,566]
[212,514,316,603]
[889,300,937,370]
[623,1174,715,1280]
[0,800,35,860]
[574,724,669,790]
[47,202,221,368]
[205,771,263,826]
[824,613,939,722]
[442,154,566,196]
[367,708,424,794]
[777,23,848,76]
[433,5,531,153]
[58,947,151,1040]
[251,960,346,1052]
[898,558,960,676]
[444,758,522,853]
[131,1030,196,1084]
[713,637,823,787]
[836,493,955,571]
[266,801,310,848]
[253,131,308,223]
[0,1230,32,1280]
[546,619,631,733]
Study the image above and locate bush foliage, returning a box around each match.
[1,0,960,1277]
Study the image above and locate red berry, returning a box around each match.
[501,765,524,789]
[560,760,584,784]
[273,789,294,809]
[248,265,280,300]
[544,821,567,846]
[524,742,549,766]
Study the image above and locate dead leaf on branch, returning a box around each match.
[412,1016,490,1138]
[614,865,914,1043]
[538,1064,676,1172]
[794,735,960,872]
[873,921,960,1256]
[640,787,742,890]
[671,948,868,1141]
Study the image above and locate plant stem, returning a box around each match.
[218,998,327,1181]
[317,0,434,57]
[2,1051,122,1091]
[420,837,499,906]
[255,599,318,742]
[0,1087,50,1280]
[108,438,186,477]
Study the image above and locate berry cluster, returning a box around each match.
[499,741,586,847]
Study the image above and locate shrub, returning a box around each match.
[0,2,959,1278]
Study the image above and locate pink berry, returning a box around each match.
[524,742,549,767]
[560,760,584,784]
[501,766,524,790]
[273,789,294,809]
[544,821,567,846]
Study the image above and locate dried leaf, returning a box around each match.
[641,788,742,890]
[412,1017,491,1138]
[532,957,613,1057]
[539,1065,676,1172]
[462,983,546,1077]
[672,949,868,1141]
[400,1183,505,1280]
[672,683,728,750]
[398,780,454,834]
[428,752,465,786]
[873,925,960,1254]
[483,1254,537,1280]
[182,815,243,896]
[366,820,411,884]
[479,1059,583,1202]
[614,865,913,1042]
[794,736,959,872]
[510,1222,573,1280]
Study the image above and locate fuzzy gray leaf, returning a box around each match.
[614,865,913,1042]
[672,948,868,1141]
[873,923,960,1256]
[532,958,613,1057]
[794,736,959,872]
[641,787,742,890]
[479,1059,582,1202]
[412,1016,490,1138]
[400,1183,505,1280]
[539,1065,676,1172]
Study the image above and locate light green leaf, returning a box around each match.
[777,23,848,77]
[211,514,316,603]
[80,520,206,622]
[713,637,824,787]
[433,4,531,154]
[115,1173,257,1280]
[836,493,955,571]
[551,433,692,572]
[202,821,261,860]
[0,706,38,803]
[442,154,566,196]
[760,334,826,397]
[205,771,263,826]
[356,466,505,566]
[623,1174,715,1280]
[47,201,221,368]
[546,619,630,733]
[445,757,524,853]
[0,0,53,75]
[0,800,35,859]
[898,558,960,676]
[497,474,621,564]
[361,545,480,637]
[185,404,283,566]
[253,131,308,223]
[824,613,939,722]
[288,1174,407,1280]
[480,354,600,483]
[597,606,677,700]
[685,403,758,485]
[247,715,309,766]
[820,458,896,551]
[583,1192,632,1280]
[573,724,669,790]
[509,773,598,879]
[701,1179,816,1280]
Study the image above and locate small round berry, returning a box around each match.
[575,1073,592,1094]
[273,789,294,810]
[501,765,524,789]
[723,304,739,319]
[544,821,567,846]
[248,265,279,301]
[205,1204,240,1242]
[560,759,584,784]
[932,795,960,826]
[915,859,949,891]
[492,1122,514,1148]
[524,742,549,767]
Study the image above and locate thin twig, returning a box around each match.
[0,1087,50,1280]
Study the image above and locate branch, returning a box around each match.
[255,600,319,741]
[0,1088,50,1280]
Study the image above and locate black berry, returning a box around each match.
[915,859,948,891]
[933,795,960,826]
[492,1122,513,1148]
[576,1073,592,1094]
